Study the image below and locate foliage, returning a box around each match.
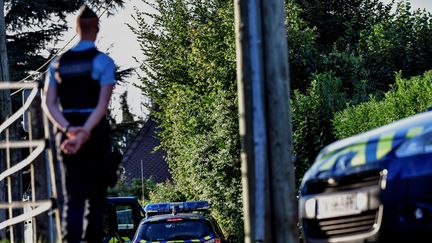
[108,178,187,206]
[4,0,125,80]
[285,1,320,91]
[290,0,432,184]
[358,2,432,92]
[133,0,242,238]
[108,178,157,200]
[293,0,391,51]
[333,70,432,139]
[159,87,242,238]
[319,48,372,101]
[291,72,348,184]
[292,0,392,97]
[287,1,393,179]
[291,1,432,96]
[148,181,187,203]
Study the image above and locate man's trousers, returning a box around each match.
[58,113,111,243]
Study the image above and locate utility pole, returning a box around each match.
[0,0,9,84]
[234,0,298,242]
[262,1,298,242]
[0,0,11,239]
[0,1,10,119]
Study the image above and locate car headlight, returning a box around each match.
[396,132,432,158]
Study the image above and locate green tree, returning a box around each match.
[358,2,432,91]
[133,0,242,238]
[293,0,391,52]
[288,0,394,99]
[285,1,320,91]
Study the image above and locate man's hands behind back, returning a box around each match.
[61,127,90,155]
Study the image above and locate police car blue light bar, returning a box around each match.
[144,203,172,213]
[144,201,210,214]
[182,201,209,210]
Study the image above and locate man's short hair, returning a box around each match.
[77,5,98,19]
[77,5,99,32]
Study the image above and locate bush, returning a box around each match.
[107,178,156,200]
[333,70,432,139]
[133,1,242,237]
[148,181,187,203]
[292,72,348,185]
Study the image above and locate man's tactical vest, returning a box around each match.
[55,48,101,110]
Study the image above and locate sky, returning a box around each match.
[97,1,150,120]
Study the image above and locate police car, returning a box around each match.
[132,201,227,243]
[299,111,432,242]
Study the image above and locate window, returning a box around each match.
[139,219,212,241]
[116,206,134,230]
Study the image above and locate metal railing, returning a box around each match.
[0,81,61,242]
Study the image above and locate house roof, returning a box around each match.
[121,118,171,184]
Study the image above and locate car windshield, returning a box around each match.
[138,218,212,241]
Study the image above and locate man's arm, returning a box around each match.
[42,80,70,133]
[82,83,114,134]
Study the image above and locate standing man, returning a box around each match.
[42,5,116,242]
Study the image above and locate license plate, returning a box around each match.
[317,193,360,219]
